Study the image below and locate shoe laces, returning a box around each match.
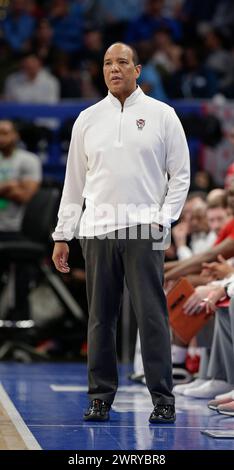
[90,399,110,412]
[153,404,174,416]
[156,404,171,412]
[91,399,102,411]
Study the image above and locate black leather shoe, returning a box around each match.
[149,404,176,424]
[83,399,111,422]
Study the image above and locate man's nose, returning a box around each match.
[111,62,120,72]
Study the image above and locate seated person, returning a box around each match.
[0,119,42,237]
[174,255,234,398]
[0,119,42,318]
[164,185,234,282]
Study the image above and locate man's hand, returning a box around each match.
[200,286,226,315]
[0,179,40,203]
[52,242,70,273]
[183,285,216,315]
[0,180,18,195]
[202,255,234,280]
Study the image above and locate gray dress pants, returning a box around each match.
[80,225,174,406]
[207,299,234,385]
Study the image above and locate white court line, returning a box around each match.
[50,385,148,393]
[0,383,41,450]
[28,424,207,429]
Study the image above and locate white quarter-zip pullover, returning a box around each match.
[52,86,190,240]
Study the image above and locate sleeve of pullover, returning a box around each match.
[52,113,87,241]
[159,109,190,228]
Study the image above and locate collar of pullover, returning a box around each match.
[108,85,143,109]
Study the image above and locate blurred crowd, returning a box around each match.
[1,0,234,102]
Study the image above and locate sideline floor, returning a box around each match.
[0,362,234,450]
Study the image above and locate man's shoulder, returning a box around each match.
[73,97,109,127]
[142,94,174,115]
[5,71,24,86]
[13,148,40,164]
[81,96,109,117]
[40,70,59,86]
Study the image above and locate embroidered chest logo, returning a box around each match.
[136,119,145,130]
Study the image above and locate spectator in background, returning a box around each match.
[164,192,207,264]
[167,46,218,98]
[3,53,60,103]
[206,194,230,237]
[53,54,82,99]
[136,41,167,101]
[162,0,184,18]
[2,0,36,54]
[182,0,221,24]
[151,28,183,76]
[203,28,234,97]
[100,0,145,23]
[0,119,42,319]
[173,192,229,261]
[82,0,104,29]
[0,119,41,234]
[173,199,212,261]
[165,185,234,283]
[212,0,234,32]
[191,170,215,194]
[79,28,106,97]
[31,18,57,68]
[181,0,222,41]
[125,0,182,46]
[49,0,84,53]
[99,0,146,44]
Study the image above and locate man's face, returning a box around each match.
[181,197,203,224]
[103,44,141,99]
[207,207,229,235]
[0,121,18,151]
[22,56,41,79]
[190,208,208,233]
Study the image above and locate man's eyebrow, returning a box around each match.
[104,57,129,63]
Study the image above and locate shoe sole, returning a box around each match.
[207,405,218,411]
[83,416,110,422]
[149,417,176,424]
[218,410,234,416]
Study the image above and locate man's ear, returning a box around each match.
[135,64,142,79]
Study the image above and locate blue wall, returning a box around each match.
[0,101,202,182]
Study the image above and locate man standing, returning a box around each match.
[52,43,190,423]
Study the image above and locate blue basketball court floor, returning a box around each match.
[0,362,234,450]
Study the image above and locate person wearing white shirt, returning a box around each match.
[52,42,190,423]
[4,53,60,104]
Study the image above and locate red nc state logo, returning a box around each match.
[136,119,145,130]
